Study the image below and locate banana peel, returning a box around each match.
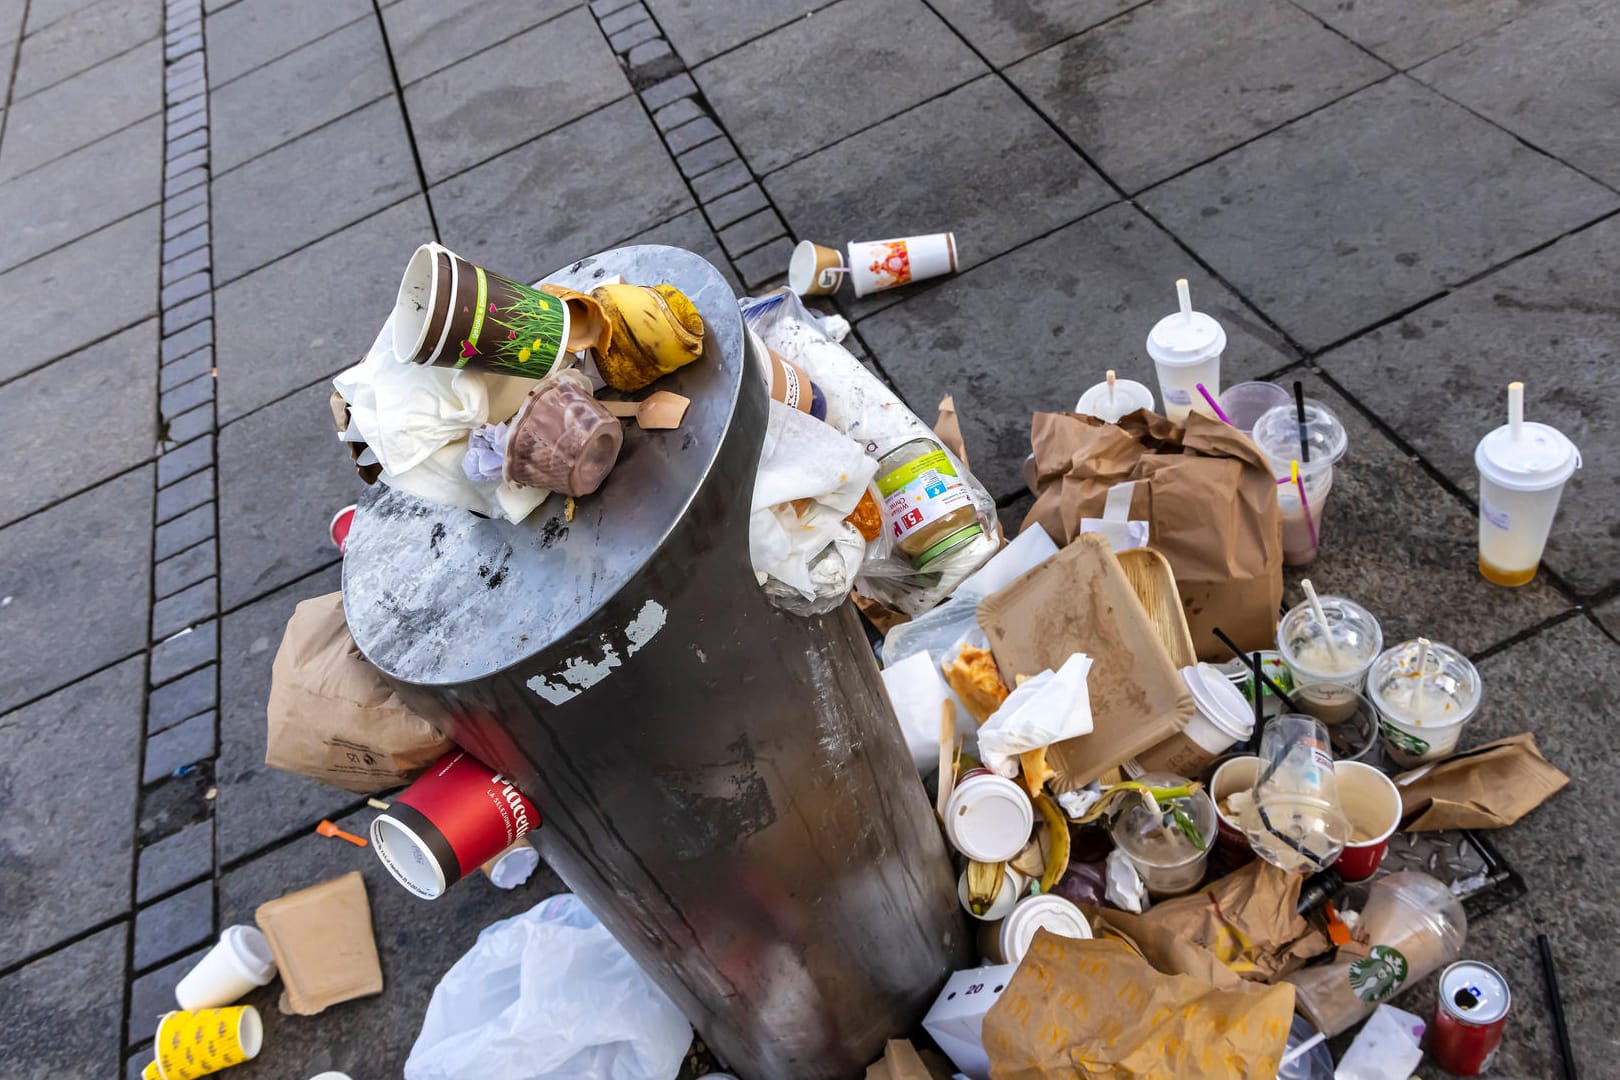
[589,283,705,392]
[1070,781,1204,827]
[1033,793,1070,894]
[963,860,1006,917]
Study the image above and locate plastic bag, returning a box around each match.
[742,291,999,614]
[404,894,690,1080]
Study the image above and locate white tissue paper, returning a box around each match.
[1105,848,1148,914]
[1334,1004,1425,1080]
[975,653,1094,778]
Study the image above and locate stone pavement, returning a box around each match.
[0,0,1616,1075]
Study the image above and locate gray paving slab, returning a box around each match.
[694,0,986,174]
[211,96,418,284]
[217,383,357,608]
[432,96,693,282]
[143,708,216,782]
[0,924,127,1080]
[382,0,576,85]
[210,15,393,174]
[0,470,152,712]
[403,7,629,183]
[625,206,739,293]
[928,0,1142,67]
[0,0,20,37]
[1597,597,1620,639]
[205,0,370,86]
[765,75,1116,318]
[645,0,834,66]
[0,319,156,526]
[150,617,217,682]
[214,564,350,864]
[1277,372,1568,654]
[1008,0,1389,193]
[11,0,161,99]
[0,659,142,968]
[216,809,560,1078]
[1414,0,1620,190]
[21,0,101,35]
[14,137,160,258]
[137,820,213,903]
[1294,0,1537,70]
[859,202,1296,498]
[126,945,207,1048]
[215,196,431,423]
[1141,76,1619,352]
[133,879,213,969]
[0,35,160,180]
[1320,214,1620,597]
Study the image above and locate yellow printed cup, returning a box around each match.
[153,1006,263,1079]
[143,1064,160,1080]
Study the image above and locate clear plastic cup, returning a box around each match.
[1145,281,1225,423]
[1109,771,1215,896]
[1277,594,1382,698]
[1217,381,1291,436]
[1253,400,1349,565]
[1243,715,1350,874]
[1290,682,1380,762]
[1367,640,1482,766]
[1475,420,1580,587]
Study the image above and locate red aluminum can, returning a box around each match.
[1430,960,1511,1075]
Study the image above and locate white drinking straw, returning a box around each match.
[1106,369,1117,410]
[1176,278,1193,324]
[1508,381,1524,441]
[1300,579,1341,662]
[1414,637,1433,717]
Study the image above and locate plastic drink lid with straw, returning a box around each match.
[1278,590,1383,681]
[1252,399,1348,474]
[1146,280,1226,371]
[1076,370,1155,422]
[1476,421,1579,491]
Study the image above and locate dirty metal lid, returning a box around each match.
[342,246,745,686]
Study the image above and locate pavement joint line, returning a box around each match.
[0,912,134,983]
[216,794,375,875]
[205,86,392,182]
[209,190,422,288]
[389,2,586,90]
[414,89,637,191]
[204,9,375,94]
[3,33,166,105]
[0,197,164,279]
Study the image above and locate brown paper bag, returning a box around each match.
[1397,732,1570,831]
[1023,410,1283,661]
[977,535,1194,790]
[1132,861,1331,982]
[1085,908,1246,990]
[266,592,454,793]
[256,871,383,1015]
[864,1039,953,1080]
[982,932,1294,1079]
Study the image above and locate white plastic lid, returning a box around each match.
[1076,378,1156,421]
[1181,663,1254,741]
[1000,894,1091,964]
[222,925,277,984]
[1252,399,1348,470]
[945,773,1034,863]
[1146,308,1226,368]
[1475,422,1580,492]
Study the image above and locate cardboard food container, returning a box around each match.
[977,535,1194,791]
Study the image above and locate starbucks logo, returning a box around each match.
[1348,945,1410,1002]
[1379,720,1430,757]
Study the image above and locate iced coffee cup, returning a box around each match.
[1277,593,1382,699]
[1145,279,1225,423]
[1474,382,1580,587]
[1368,639,1481,766]
[1253,399,1349,565]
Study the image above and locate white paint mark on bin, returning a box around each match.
[526,599,667,703]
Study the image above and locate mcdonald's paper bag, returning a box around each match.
[1395,732,1570,831]
[981,933,1294,1079]
[1023,410,1283,661]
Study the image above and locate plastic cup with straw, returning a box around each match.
[1146,278,1225,423]
[1276,583,1383,697]
[1252,395,1348,566]
[1474,380,1581,587]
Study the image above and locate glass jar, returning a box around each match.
[873,438,983,569]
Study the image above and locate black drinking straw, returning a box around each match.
[1539,934,1578,1080]
[1294,380,1311,463]
[1211,626,1300,713]
[1249,651,1265,755]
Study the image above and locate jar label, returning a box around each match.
[1481,498,1511,531]
[1348,945,1409,1002]
[1164,387,1193,405]
[877,449,972,541]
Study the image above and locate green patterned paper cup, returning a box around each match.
[390,243,571,380]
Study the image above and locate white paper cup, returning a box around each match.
[847,233,957,297]
[979,893,1091,966]
[1131,663,1253,776]
[943,769,1033,863]
[957,867,1028,921]
[1475,420,1580,586]
[788,240,844,297]
[1145,292,1225,423]
[1075,378,1156,422]
[175,925,277,1011]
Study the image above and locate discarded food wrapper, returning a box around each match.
[255,871,383,1016]
[1334,1003,1425,1079]
[975,653,1094,779]
[922,964,1019,1080]
[1078,480,1149,553]
[1395,732,1569,831]
[981,933,1294,1079]
[880,650,976,772]
[1104,848,1147,914]
[266,592,454,794]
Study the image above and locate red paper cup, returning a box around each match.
[1331,761,1400,881]
[329,505,356,554]
[370,751,539,899]
[1209,755,1260,868]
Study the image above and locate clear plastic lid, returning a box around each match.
[1475,422,1580,492]
[1277,596,1383,678]
[1367,639,1481,729]
[1110,772,1215,867]
[1253,399,1349,472]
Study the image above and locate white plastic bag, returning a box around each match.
[405,894,690,1080]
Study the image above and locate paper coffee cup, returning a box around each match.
[788,240,844,297]
[846,233,957,297]
[1131,664,1252,777]
[328,505,356,555]
[1332,762,1400,881]
[942,769,1033,863]
[153,1006,263,1079]
[175,926,277,1011]
[1145,280,1225,422]
[370,750,540,900]
[1475,419,1580,586]
[390,243,571,379]
[1210,755,1260,869]
[480,840,541,889]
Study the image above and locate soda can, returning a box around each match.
[1431,960,1511,1075]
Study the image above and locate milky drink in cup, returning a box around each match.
[1475,381,1581,587]
[1290,682,1380,763]
[1145,278,1225,423]
[1277,593,1383,708]
[1075,370,1156,422]
[1109,772,1216,897]
[1368,639,1481,766]
[1253,398,1349,565]
[1240,714,1351,875]
[847,233,957,298]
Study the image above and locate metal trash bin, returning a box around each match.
[343,246,970,1079]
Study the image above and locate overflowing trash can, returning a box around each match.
[341,247,970,1080]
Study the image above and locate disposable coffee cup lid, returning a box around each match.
[1001,894,1091,964]
[1181,663,1254,740]
[1475,422,1579,491]
[1253,399,1348,469]
[945,773,1034,862]
[222,925,277,984]
[1076,378,1156,420]
[1146,309,1226,367]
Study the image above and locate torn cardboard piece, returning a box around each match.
[864,1039,954,1080]
[1396,732,1570,831]
[256,871,383,1016]
[978,535,1194,790]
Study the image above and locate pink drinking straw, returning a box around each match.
[1291,459,1319,553]
[1196,383,1231,424]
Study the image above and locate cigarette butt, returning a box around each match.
[366,797,390,811]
